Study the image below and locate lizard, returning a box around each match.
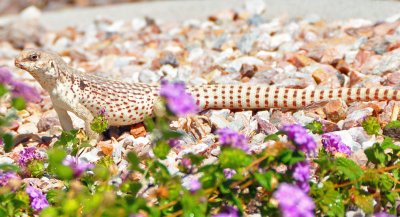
[14,49,400,142]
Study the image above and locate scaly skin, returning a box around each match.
[14,49,400,140]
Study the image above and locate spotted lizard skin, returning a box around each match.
[14,49,400,140]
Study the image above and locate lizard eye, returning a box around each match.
[29,54,39,61]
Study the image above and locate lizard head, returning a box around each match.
[15,49,66,81]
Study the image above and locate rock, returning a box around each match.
[378,101,400,126]
[159,52,179,67]
[256,111,278,134]
[323,100,348,122]
[223,56,264,73]
[209,109,231,129]
[328,130,362,152]
[269,111,297,129]
[37,111,60,132]
[17,123,38,134]
[372,48,400,75]
[124,135,152,157]
[130,123,147,138]
[237,32,258,54]
[229,111,252,131]
[340,108,374,130]
[287,54,316,68]
[240,64,257,79]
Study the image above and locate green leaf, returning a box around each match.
[378,174,394,192]
[39,207,59,217]
[90,116,108,134]
[0,164,20,172]
[127,152,141,170]
[381,137,400,151]
[0,84,7,97]
[354,191,374,214]
[305,120,324,134]
[384,120,400,129]
[183,153,205,166]
[144,117,155,132]
[161,130,182,139]
[364,143,386,165]
[26,160,45,177]
[219,148,252,169]
[153,141,171,160]
[362,117,381,136]
[278,149,305,165]
[11,97,26,110]
[54,130,79,147]
[253,171,273,190]
[312,182,344,217]
[2,133,14,153]
[264,133,280,142]
[335,157,363,181]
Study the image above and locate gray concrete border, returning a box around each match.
[1,0,400,30]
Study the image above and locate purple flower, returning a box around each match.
[223,168,237,179]
[160,80,198,116]
[181,158,192,169]
[188,177,202,193]
[374,212,395,217]
[63,155,94,178]
[321,133,351,157]
[0,67,14,85]
[217,128,249,152]
[0,171,20,187]
[274,183,315,217]
[26,186,49,211]
[281,124,317,154]
[11,80,41,103]
[292,161,311,192]
[168,139,180,148]
[212,206,239,217]
[18,147,43,167]
[98,107,107,116]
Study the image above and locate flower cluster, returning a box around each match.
[223,168,237,179]
[292,161,311,192]
[274,183,315,217]
[0,67,41,103]
[321,133,352,157]
[160,80,198,116]
[217,128,249,152]
[212,206,239,217]
[18,147,43,167]
[281,124,317,154]
[63,155,94,178]
[0,171,20,188]
[26,186,49,211]
[188,177,202,193]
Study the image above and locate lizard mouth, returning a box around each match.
[14,58,25,70]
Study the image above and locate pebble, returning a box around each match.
[17,122,38,134]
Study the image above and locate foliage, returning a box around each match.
[362,117,381,136]
[0,84,399,216]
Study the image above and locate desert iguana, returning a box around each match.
[14,49,400,141]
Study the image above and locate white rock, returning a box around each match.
[17,123,38,134]
[187,47,204,62]
[223,56,264,73]
[0,157,14,164]
[80,148,101,163]
[373,49,400,75]
[139,69,161,83]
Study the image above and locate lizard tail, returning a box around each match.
[188,85,400,109]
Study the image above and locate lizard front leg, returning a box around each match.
[53,106,74,131]
[71,103,100,144]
